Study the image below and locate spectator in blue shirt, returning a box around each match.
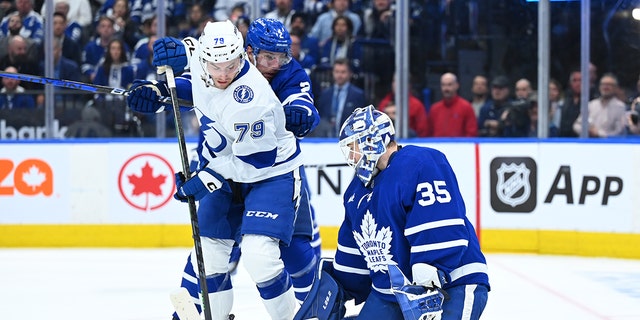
[309,0,361,46]
[0,0,43,45]
[82,16,120,81]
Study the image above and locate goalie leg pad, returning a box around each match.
[293,260,346,320]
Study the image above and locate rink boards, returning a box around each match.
[1,138,640,259]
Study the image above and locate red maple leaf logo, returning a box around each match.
[128,162,167,196]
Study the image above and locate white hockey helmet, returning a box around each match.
[339,105,395,186]
[198,20,245,86]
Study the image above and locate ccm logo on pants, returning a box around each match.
[246,211,279,219]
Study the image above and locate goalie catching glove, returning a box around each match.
[152,36,197,73]
[174,168,232,202]
[127,80,170,113]
[388,263,447,320]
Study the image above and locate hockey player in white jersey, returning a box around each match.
[295,105,490,320]
[146,18,322,318]
[127,20,301,320]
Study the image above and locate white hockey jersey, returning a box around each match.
[188,55,303,183]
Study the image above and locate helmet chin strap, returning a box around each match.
[201,74,215,88]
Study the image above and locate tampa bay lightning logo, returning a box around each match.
[199,115,227,153]
[233,85,254,103]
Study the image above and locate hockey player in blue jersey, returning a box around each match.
[243,17,322,303]
[126,20,303,319]
[295,105,490,320]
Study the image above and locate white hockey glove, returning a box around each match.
[388,264,446,320]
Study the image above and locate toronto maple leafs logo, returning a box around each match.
[353,211,393,272]
[233,85,254,103]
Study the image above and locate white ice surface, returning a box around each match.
[2,248,640,319]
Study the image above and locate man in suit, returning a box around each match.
[53,12,82,66]
[48,38,85,122]
[314,57,366,137]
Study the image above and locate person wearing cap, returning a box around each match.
[477,75,513,137]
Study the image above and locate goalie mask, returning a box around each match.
[246,18,292,71]
[339,105,395,186]
[198,20,245,88]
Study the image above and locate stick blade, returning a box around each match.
[170,287,201,320]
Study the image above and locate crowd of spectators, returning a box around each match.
[0,0,639,139]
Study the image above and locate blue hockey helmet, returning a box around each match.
[339,105,396,186]
[246,17,292,64]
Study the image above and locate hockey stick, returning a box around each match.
[161,65,213,320]
[0,71,193,107]
[170,288,201,320]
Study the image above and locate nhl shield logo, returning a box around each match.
[490,157,537,213]
[496,163,530,207]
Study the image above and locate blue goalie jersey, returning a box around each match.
[333,145,490,303]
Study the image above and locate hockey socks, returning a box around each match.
[205,272,234,320]
[257,270,297,320]
[281,235,319,303]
